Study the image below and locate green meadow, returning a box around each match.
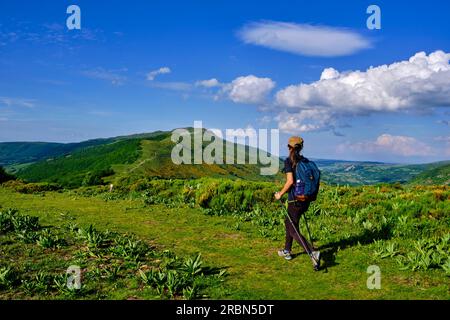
[1,179,449,300]
[1,131,449,299]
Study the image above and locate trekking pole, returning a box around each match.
[302,213,316,250]
[278,199,318,265]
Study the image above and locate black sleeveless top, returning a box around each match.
[282,157,296,201]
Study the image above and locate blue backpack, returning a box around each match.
[292,157,321,202]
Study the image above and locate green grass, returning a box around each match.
[17,139,142,188]
[0,207,226,300]
[0,180,448,300]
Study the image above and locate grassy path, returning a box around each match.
[0,188,448,299]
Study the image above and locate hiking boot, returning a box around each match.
[311,250,321,271]
[278,249,292,261]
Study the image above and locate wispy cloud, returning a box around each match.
[195,78,221,88]
[434,135,450,156]
[257,115,272,125]
[0,22,102,48]
[147,67,171,81]
[0,96,35,108]
[434,135,450,143]
[81,68,127,86]
[238,21,372,57]
[145,67,194,92]
[148,81,192,91]
[337,134,436,157]
[41,23,101,42]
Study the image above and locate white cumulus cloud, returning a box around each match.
[275,50,450,133]
[224,75,275,104]
[275,110,331,134]
[238,21,371,57]
[196,75,275,104]
[147,67,171,81]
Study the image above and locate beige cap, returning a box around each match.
[288,136,304,148]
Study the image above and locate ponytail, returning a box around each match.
[289,143,303,167]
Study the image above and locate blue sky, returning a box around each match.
[0,0,449,163]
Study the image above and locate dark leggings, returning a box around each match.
[284,202,314,255]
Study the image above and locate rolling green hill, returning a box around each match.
[15,129,282,187]
[410,162,450,185]
[0,131,171,169]
[0,139,115,172]
[16,139,142,188]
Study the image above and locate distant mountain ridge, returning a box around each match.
[314,159,449,186]
[1,129,449,186]
[0,139,113,166]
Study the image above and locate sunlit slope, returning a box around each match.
[410,163,450,185]
[16,139,142,187]
[16,130,282,187]
[113,130,282,183]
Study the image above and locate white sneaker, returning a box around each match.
[311,251,321,270]
[278,249,292,261]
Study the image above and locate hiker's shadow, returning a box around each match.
[202,266,230,276]
[319,247,339,270]
[290,252,304,259]
[316,227,394,271]
[320,226,393,252]
[291,247,338,271]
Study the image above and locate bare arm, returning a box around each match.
[275,172,294,199]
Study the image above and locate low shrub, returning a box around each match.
[0,166,15,184]
[3,180,62,194]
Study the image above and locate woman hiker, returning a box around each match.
[274,136,321,270]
